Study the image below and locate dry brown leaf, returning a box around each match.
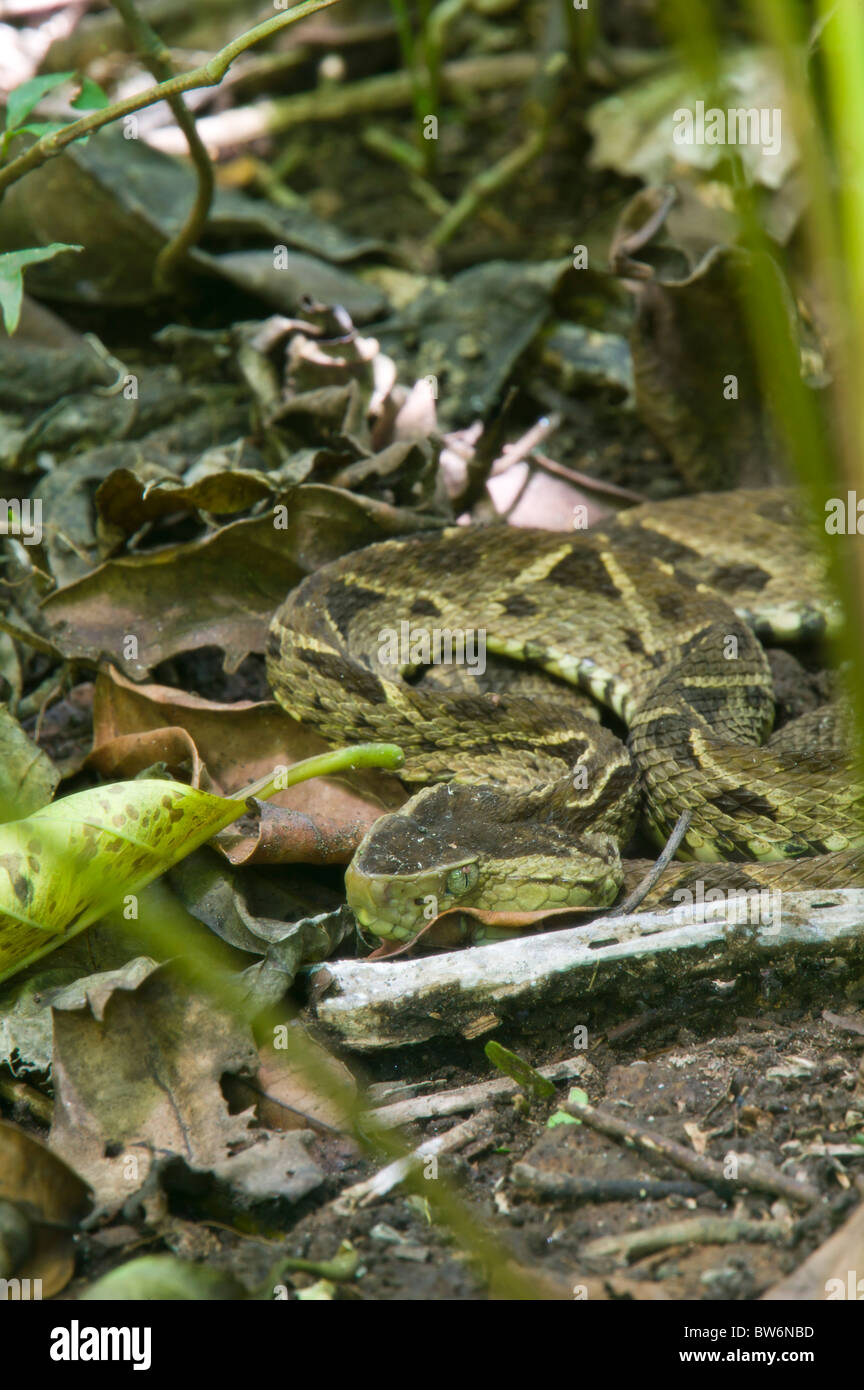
[251,1033,356,1133]
[49,961,258,1209]
[92,667,405,863]
[86,726,204,786]
[0,1120,91,1299]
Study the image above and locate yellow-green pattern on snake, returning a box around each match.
[267,489,863,941]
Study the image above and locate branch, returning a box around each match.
[110,0,214,291]
[0,0,341,199]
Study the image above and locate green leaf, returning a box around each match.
[0,244,83,334]
[0,742,403,985]
[547,1087,588,1127]
[0,708,59,822]
[5,72,74,134]
[0,275,22,339]
[4,120,67,141]
[484,1040,556,1099]
[81,1255,246,1301]
[0,243,84,278]
[71,77,110,111]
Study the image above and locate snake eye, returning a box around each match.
[446,864,478,897]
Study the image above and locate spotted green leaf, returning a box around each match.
[0,743,403,985]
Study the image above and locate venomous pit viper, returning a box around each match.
[266,488,864,942]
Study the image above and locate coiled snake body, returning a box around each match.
[267,489,864,941]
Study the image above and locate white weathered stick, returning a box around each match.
[332,1111,489,1212]
[369,1057,589,1127]
[309,889,864,1050]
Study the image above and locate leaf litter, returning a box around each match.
[0,0,861,1306]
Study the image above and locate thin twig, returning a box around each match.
[0,615,63,660]
[490,414,561,476]
[110,0,214,292]
[613,809,693,916]
[511,1168,709,1203]
[148,52,537,155]
[563,1097,821,1208]
[333,1110,489,1212]
[532,452,647,505]
[369,1056,587,1128]
[583,1216,788,1263]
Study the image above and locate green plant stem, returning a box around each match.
[388,0,434,162]
[688,0,864,770]
[662,0,864,819]
[166,52,535,146]
[0,0,341,199]
[362,127,450,214]
[429,125,546,247]
[418,0,471,128]
[234,743,405,805]
[109,0,214,293]
[418,0,438,110]
[428,0,569,247]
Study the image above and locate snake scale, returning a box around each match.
[267,488,864,942]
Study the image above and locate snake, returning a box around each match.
[266,488,864,943]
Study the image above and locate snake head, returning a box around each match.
[344,783,622,942]
[346,850,481,943]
